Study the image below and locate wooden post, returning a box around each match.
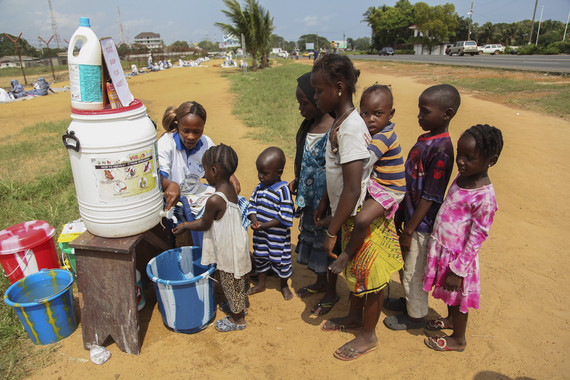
[4,33,27,85]
[38,35,56,81]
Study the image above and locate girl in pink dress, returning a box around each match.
[423,124,504,352]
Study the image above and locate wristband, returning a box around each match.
[326,230,336,239]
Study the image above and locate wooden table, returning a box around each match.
[70,223,171,354]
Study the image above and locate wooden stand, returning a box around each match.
[70,223,171,354]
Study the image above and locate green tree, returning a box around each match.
[216,0,274,70]
[169,40,190,52]
[298,34,329,52]
[198,40,218,51]
[363,0,414,50]
[117,43,129,58]
[414,2,458,53]
[129,43,148,55]
[0,33,39,57]
[353,37,372,51]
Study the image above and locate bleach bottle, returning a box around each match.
[67,17,103,110]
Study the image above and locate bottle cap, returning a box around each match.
[79,17,91,27]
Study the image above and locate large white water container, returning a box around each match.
[67,17,103,111]
[62,99,162,237]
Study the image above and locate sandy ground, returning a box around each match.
[1,60,568,379]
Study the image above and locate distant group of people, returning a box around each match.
[156,53,504,360]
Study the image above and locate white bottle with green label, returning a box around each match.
[67,17,103,110]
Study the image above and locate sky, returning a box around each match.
[1,0,569,48]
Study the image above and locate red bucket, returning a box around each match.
[0,221,60,284]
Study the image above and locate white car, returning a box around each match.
[478,44,505,55]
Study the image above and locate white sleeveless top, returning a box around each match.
[201,192,252,278]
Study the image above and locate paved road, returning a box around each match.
[350,54,570,73]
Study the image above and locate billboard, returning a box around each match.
[219,34,241,49]
[305,42,314,50]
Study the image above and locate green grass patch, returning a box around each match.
[223,63,308,158]
[0,65,67,79]
[0,119,79,380]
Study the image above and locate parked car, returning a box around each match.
[447,41,478,56]
[378,47,395,56]
[478,44,505,55]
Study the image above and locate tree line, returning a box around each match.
[365,0,569,53]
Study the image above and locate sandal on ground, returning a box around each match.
[333,344,378,361]
[219,302,248,316]
[425,317,452,331]
[214,316,247,332]
[424,336,465,352]
[321,318,361,332]
[296,286,323,298]
[311,296,340,316]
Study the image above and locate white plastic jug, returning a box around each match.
[67,17,103,111]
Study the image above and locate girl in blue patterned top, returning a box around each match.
[290,72,337,302]
[248,147,295,300]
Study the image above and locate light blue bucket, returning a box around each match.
[146,247,216,333]
[3,269,77,345]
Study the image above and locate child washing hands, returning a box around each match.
[172,144,251,332]
[248,147,295,300]
[423,124,503,352]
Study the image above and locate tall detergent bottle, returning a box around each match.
[67,17,103,111]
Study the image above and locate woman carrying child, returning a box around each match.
[423,124,503,352]
[311,54,403,361]
[173,144,251,332]
[290,72,338,304]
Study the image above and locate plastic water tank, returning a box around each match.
[62,99,162,237]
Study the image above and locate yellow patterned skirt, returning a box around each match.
[342,216,404,296]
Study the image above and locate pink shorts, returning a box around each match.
[367,180,405,220]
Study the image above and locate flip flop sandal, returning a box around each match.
[426,318,452,331]
[321,318,361,332]
[215,316,247,332]
[333,345,378,361]
[311,296,340,316]
[424,336,465,352]
[296,286,322,298]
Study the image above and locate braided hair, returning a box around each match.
[463,124,504,160]
[202,143,238,178]
[162,101,207,132]
[312,53,360,95]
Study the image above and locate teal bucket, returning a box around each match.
[3,269,77,345]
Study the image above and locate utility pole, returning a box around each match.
[562,11,570,42]
[529,0,538,45]
[38,35,56,81]
[535,5,544,46]
[117,7,126,45]
[467,2,474,41]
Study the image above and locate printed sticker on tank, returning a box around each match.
[93,149,156,201]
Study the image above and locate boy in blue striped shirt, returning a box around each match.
[248,147,295,300]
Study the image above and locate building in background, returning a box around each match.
[133,32,162,49]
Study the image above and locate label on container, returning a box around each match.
[92,149,157,202]
[69,63,102,103]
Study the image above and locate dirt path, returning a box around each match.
[1,60,567,379]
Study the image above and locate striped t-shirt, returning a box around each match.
[368,123,406,193]
[247,181,294,258]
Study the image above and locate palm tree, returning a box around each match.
[216,0,274,70]
[252,1,274,68]
[216,0,258,70]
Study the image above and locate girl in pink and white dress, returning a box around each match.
[423,124,504,352]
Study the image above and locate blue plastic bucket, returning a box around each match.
[146,247,215,333]
[3,269,77,345]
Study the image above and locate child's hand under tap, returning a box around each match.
[172,222,189,235]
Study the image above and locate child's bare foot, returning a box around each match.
[248,284,266,295]
[281,286,293,301]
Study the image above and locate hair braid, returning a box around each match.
[463,124,504,159]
